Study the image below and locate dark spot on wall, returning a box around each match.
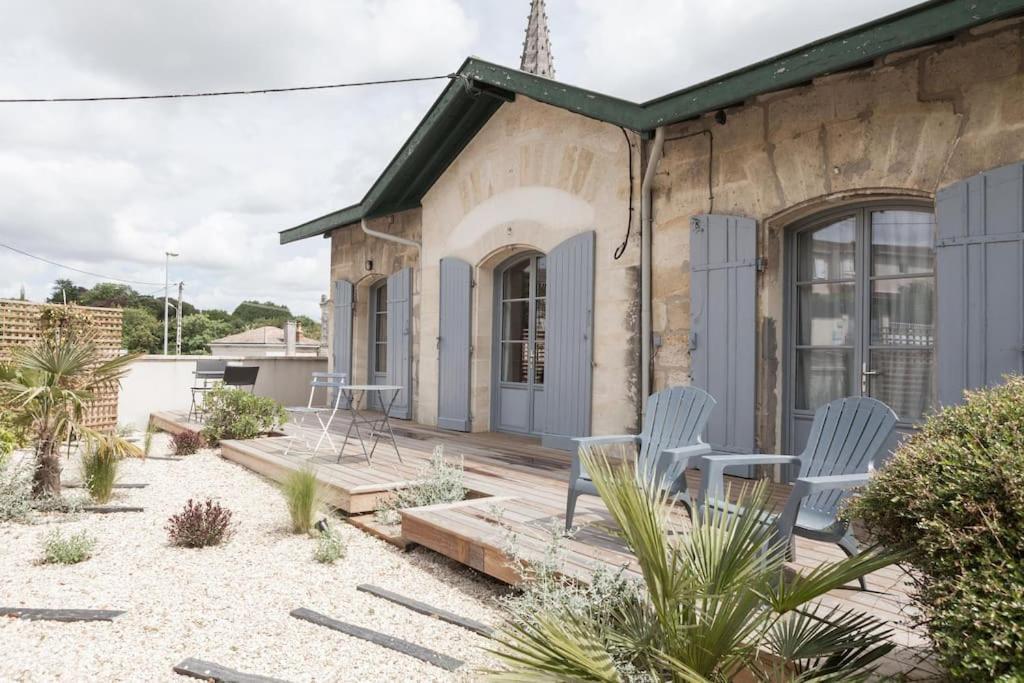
[623,264,641,432]
[758,317,779,453]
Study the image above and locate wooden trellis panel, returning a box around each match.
[0,300,124,432]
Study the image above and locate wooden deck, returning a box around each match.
[151,410,937,679]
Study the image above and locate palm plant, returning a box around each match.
[489,446,904,682]
[0,337,141,497]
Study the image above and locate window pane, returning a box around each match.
[374,342,387,374]
[868,349,933,421]
[536,257,547,298]
[375,312,387,343]
[795,349,852,411]
[501,342,528,383]
[871,211,935,276]
[534,299,546,341]
[502,259,531,300]
[797,283,855,346]
[375,284,388,312]
[534,342,545,384]
[797,217,856,281]
[502,301,530,341]
[870,277,934,346]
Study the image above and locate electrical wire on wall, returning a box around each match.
[613,127,635,260]
[664,128,715,213]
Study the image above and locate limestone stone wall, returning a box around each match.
[327,209,421,415]
[650,19,1024,452]
[324,95,640,434]
[418,96,640,434]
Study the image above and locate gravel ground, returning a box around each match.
[0,434,507,682]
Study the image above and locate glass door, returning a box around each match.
[368,280,388,410]
[788,206,935,453]
[494,254,546,435]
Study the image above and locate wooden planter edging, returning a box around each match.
[356,584,494,638]
[0,607,125,622]
[82,506,144,514]
[173,658,290,683]
[289,607,463,672]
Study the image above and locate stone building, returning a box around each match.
[280,0,1024,457]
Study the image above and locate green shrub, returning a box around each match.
[374,445,465,525]
[313,526,346,564]
[0,458,33,522]
[40,529,96,564]
[80,441,119,503]
[283,468,320,534]
[171,429,205,455]
[200,386,287,443]
[849,375,1024,680]
[0,411,27,468]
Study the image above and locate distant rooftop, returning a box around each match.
[211,325,316,346]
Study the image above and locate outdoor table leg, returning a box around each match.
[337,389,371,465]
[368,388,403,463]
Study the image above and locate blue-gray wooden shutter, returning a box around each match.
[386,267,413,419]
[689,214,757,456]
[437,257,473,431]
[542,230,595,450]
[936,161,1024,406]
[332,280,353,408]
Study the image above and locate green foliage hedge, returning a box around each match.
[200,386,287,443]
[849,376,1024,681]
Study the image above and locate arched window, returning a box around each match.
[787,204,935,448]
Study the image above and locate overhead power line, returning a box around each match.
[0,74,454,103]
[0,241,170,287]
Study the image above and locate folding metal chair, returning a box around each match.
[188,359,228,422]
[222,365,259,393]
[283,372,348,456]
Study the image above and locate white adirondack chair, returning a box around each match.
[565,386,717,530]
[694,396,897,590]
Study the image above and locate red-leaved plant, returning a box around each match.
[166,498,235,548]
[171,430,205,456]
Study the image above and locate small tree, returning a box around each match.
[0,336,141,497]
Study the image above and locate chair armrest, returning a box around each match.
[572,435,640,448]
[793,473,869,495]
[660,443,712,459]
[643,444,712,496]
[695,454,802,505]
[775,473,870,544]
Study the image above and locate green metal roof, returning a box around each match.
[281,0,1024,244]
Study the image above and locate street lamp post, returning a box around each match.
[163,251,178,355]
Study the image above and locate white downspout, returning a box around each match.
[640,126,666,411]
[361,218,421,251]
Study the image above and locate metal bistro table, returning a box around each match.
[335,385,404,465]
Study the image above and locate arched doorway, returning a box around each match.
[492,251,547,435]
[785,203,936,452]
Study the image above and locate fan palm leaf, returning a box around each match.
[489,445,904,681]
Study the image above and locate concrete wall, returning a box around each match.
[326,97,641,435]
[118,355,327,429]
[650,19,1024,452]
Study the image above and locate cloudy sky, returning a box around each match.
[0,0,918,317]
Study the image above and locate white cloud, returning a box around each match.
[0,0,920,315]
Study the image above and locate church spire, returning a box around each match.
[520,0,555,79]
